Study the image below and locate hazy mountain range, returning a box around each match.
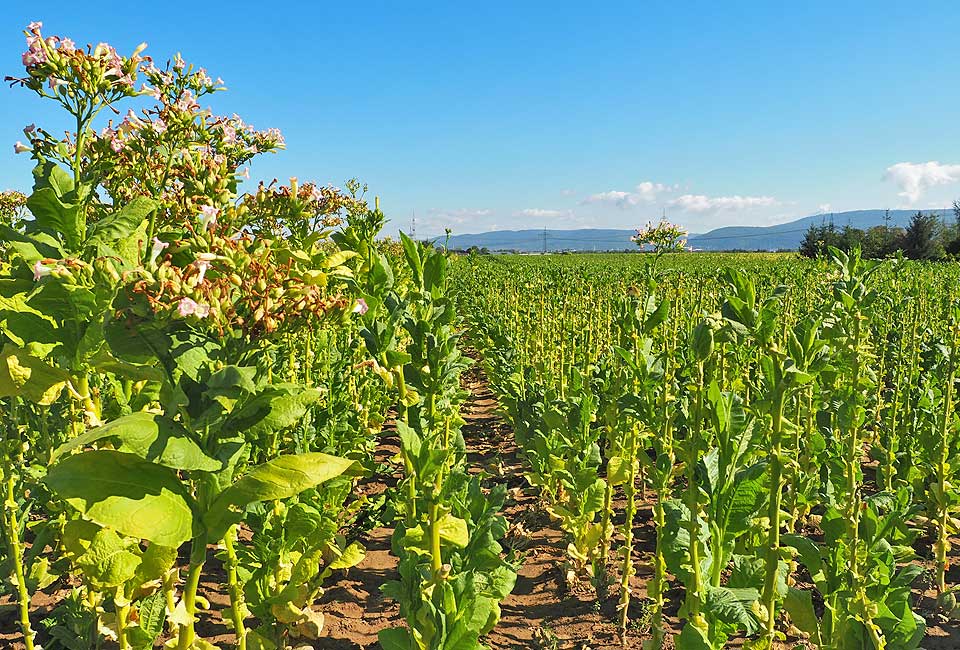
[442,209,952,252]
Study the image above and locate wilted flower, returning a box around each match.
[23,124,35,136]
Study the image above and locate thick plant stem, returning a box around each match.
[761,390,786,643]
[683,362,707,628]
[177,541,208,650]
[3,471,35,650]
[936,325,958,594]
[224,526,248,650]
[116,596,131,650]
[649,487,669,650]
[618,424,639,641]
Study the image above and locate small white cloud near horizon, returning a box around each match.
[818,203,832,214]
[884,161,960,203]
[514,208,571,218]
[666,194,778,213]
[582,181,673,208]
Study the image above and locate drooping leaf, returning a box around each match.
[378,627,413,650]
[46,450,195,547]
[0,344,70,405]
[784,586,822,645]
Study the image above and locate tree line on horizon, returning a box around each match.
[799,205,960,260]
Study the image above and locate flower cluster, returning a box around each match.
[123,225,351,340]
[631,218,688,254]
[241,178,358,241]
[8,22,145,103]
[0,190,28,230]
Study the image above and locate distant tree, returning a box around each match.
[947,201,960,256]
[861,225,904,258]
[799,224,824,258]
[903,211,942,259]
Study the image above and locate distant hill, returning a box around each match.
[442,209,952,252]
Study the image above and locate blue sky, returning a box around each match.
[3,2,960,236]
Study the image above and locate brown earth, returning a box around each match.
[4,366,960,649]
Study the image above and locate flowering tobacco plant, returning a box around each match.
[0,22,384,650]
[631,218,688,255]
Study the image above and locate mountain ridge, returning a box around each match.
[441,209,952,252]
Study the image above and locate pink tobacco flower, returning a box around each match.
[353,298,369,315]
[149,237,169,266]
[177,297,210,318]
[14,141,30,154]
[199,205,220,229]
[32,260,52,281]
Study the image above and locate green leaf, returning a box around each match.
[132,543,177,587]
[606,455,632,486]
[328,541,366,571]
[53,412,221,472]
[438,514,470,548]
[133,591,166,648]
[223,385,322,439]
[378,627,413,650]
[0,344,70,405]
[704,585,760,634]
[676,623,712,650]
[85,197,157,246]
[784,586,822,645]
[27,187,82,250]
[321,250,359,268]
[76,528,141,589]
[204,452,357,541]
[45,450,195,547]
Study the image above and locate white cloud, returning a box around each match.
[666,194,778,213]
[818,203,832,214]
[425,208,492,224]
[582,181,672,208]
[883,161,960,203]
[514,208,571,218]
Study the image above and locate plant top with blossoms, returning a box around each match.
[631,218,688,254]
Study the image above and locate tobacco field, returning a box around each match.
[3,21,960,650]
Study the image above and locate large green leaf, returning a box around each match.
[129,591,166,649]
[223,385,322,439]
[0,344,70,405]
[53,412,221,472]
[45,450,194,547]
[85,197,157,246]
[704,585,760,634]
[204,452,357,540]
[27,187,83,250]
